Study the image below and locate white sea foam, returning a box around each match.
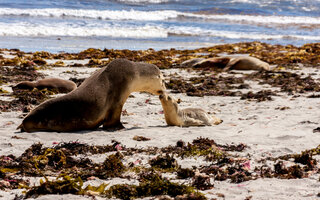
[0,22,168,38]
[0,21,319,42]
[0,8,178,21]
[116,0,170,4]
[196,13,320,25]
[1,8,320,25]
[169,27,320,41]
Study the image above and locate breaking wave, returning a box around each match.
[0,21,319,42]
[1,8,320,25]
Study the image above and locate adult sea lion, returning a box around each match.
[180,58,205,68]
[18,59,166,132]
[183,56,270,71]
[13,78,77,93]
[223,56,270,71]
[159,93,222,127]
[192,57,231,70]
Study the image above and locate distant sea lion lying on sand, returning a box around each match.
[180,56,270,71]
[159,93,222,127]
[13,78,77,93]
[18,59,166,132]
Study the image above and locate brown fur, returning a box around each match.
[223,56,270,71]
[182,56,270,71]
[159,93,222,127]
[13,78,77,93]
[18,59,166,132]
[193,57,230,69]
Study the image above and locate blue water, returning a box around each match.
[0,0,319,52]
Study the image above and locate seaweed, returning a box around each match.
[97,152,125,178]
[177,168,195,179]
[240,90,277,102]
[192,173,214,190]
[68,77,85,87]
[246,71,320,94]
[149,154,178,170]
[0,88,53,112]
[0,139,318,198]
[106,172,206,200]
[166,75,244,97]
[133,135,151,141]
[0,61,44,85]
[25,175,108,198]
[313,127,320,133]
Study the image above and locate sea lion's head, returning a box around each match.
[136,64,166,95]
[12,81,36,91]
[159,93,179,112]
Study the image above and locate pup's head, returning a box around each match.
[159,93,179,112]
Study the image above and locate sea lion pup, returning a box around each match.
[18,59,166,132]
[159,93,222,127]
[13,78,77,93]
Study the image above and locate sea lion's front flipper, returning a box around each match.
[102,122,125,131]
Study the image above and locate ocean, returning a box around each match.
[0,0,319,53]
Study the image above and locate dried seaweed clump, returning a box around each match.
[149,154,178,170]
[166,75,244,97]
[247,71,320,94]
[0,62,44,85]
[177,167,195,179]
[240,90,277,102]
[96,152,125,178]
[0,142,121,178]
[256,145,320,179]
[53,141,117,155]
[106,172,206,200]
[0,88,54,112]
[25,175,108,199]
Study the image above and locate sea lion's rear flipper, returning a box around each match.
[211,115,223,125]
[223,57,239,71]
[16,123,25,132]
[183,117,206,127]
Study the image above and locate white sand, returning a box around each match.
[0,61,320,199]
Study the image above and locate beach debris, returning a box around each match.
[150,154,178,170]
[68,77,85,87]
[246,71,320,94]
[177,167,195,179]
[133,135,151,141]
[0,88,53,112]
[240,90,276,102]
[106,172,206,200]
[0,139,318,198]
[192,172,214,190]
[313,127,320,133]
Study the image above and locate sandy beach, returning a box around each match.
[0,42,320,199]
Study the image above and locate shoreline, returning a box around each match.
[0,36,318,54]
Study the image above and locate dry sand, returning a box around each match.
[0,54,320,199]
